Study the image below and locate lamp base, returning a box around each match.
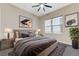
[7,33,10,39]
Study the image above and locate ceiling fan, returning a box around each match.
[32,3,52,12]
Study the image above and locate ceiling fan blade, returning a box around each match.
[32,5,40,7]
[44,5,52,8]
[37,7,41,12]
[44,3,47,4]
[43,8,45,12]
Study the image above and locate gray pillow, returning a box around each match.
[28,31,36,37]
[19,30,36,37]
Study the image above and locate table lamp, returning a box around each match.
[4,28,12,39]
[35,29,41,36]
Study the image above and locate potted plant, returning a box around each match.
[69,27,79,49]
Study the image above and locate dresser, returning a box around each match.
[0,39,13,50]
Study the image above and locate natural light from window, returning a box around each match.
[45,16,62,34]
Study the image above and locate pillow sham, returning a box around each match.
[21,33,30,38]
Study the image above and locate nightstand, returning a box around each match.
[0,39,13,50]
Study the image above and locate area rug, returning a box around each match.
[8,42,69,56]
[49,42,69,56]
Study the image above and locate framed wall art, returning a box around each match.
[65,12,78,27]
[19,15,32,28]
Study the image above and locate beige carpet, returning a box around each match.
[0,48,13,56]
[63,46,79,56]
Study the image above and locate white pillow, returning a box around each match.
[15,38,23,42]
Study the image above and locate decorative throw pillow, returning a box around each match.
[21,33,30,38]
[27,30,35,37]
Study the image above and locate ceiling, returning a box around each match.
[11,3,71,17]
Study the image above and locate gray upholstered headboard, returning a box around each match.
[13,29,36,39]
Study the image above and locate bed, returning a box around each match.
[12,29,58,56]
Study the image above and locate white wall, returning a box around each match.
[0,4,39,39]
[0,5,1,38]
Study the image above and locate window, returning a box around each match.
[52,16,62,33]
[45,20,51,33]
[45,16,62,34]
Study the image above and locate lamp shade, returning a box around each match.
[36,29,41,32]
[4,28,12,33]
[35,29,40,35]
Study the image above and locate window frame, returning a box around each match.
[44,16,63,34]
[44,19,52,33]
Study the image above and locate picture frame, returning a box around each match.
[65,12,79,27]
[19,15,32,28]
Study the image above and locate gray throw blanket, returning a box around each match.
[13,37,57,56]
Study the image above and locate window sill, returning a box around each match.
[45,32,63,35]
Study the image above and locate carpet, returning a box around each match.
[8,42,68,56]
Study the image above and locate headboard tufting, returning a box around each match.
[13,29,36,40]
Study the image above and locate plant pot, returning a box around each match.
[72,40,78,49]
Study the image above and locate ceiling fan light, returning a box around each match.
[40,4,44,8]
